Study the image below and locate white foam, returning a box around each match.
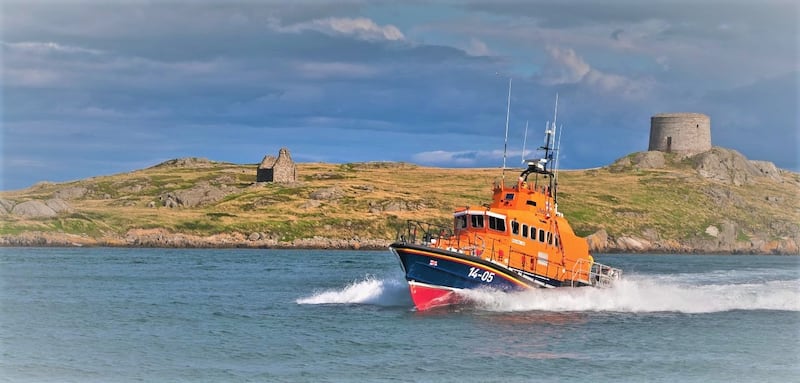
[459,275,800,313]
[296,276,412,306]
[297,269,800,314]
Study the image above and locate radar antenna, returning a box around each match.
[519,94,560,186]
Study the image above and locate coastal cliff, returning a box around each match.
[1,149,798,254]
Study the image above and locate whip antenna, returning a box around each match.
[521,120,529,164]
[502,77,512,182]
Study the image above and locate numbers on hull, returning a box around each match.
[468,267,495,283]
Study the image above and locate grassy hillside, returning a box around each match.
[1,155,798,251]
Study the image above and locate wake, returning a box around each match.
[298,273,800,314]
[460,275,800,313]
[296,275,412,307]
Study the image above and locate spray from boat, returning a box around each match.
[297,273,800,314]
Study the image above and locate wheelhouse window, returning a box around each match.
[539,229,546,243]
[511,221,519,235]
[489,216,506,232]
[455,215,467,229]
[470,215,484,229]
[522,224,528,238]
[547,232,553,245]
[505,193,515,201]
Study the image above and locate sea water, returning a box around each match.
[0,248,797,382]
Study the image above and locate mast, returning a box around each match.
[520,120,529,165]
[542,93,558,169]
[545,94,559,197]
[502,77,512,183]
[554,123,563,204]
[519,94,560,186]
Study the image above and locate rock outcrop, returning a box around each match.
[11,201,57,218]
[152,157,215,168]
[159,183,237,208]
[749,160,784,182]
[609,151,666,172]
[368,200,425,213]
[585,219,800,254]
[53,186,88,200]
[10,199,72,218]
[309,187,344,201]
[691,147,761,185]
[46,198,73,214]
[0,199,14,214]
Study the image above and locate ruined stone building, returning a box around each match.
[257,147,297,183]
[648,113,711,155]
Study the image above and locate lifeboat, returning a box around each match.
[390,98,622,311]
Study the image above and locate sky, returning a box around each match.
[2,0,798,190]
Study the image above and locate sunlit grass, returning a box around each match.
[1,160,797,245]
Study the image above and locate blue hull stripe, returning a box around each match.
[390,243,565,291]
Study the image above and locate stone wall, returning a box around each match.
[256,155,276,182]
[272,148,296,183]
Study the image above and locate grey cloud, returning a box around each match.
[2,0,796,189]
[702,71,799,169]
[466,1,796,31]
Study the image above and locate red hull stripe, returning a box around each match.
[400,247,530,289]
[407,282,462,311]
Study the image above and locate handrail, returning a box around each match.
[570,258,622,287]
[507,248,560,279]
[570,258,591,286]
[396,220,452,246]
[590,262,622,287]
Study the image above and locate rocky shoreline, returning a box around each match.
[0,229,392,250]
[1,229,797,254]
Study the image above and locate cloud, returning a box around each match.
[539,46,591,84]
[2,41,104,55]
[412,150,485,166]
[2,41,106,86]
[295,61,380,79]
[3,68,61,87]
[465,38,490,56]
[274,17,405,41]
[1,1,796,189]
[538,46,652,97]
[412,148,536,167]
[700,71,799,170]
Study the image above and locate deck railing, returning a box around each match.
[571,258,622,287]
[396,220,495,259]
[396,220,452,246]
[396,220,621,288]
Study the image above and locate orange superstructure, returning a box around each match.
[422,175,597,287]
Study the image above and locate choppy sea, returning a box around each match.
[1,247,798,382]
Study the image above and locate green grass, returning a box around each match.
[207,212,238,220]
[0,159,797,248]
[174,220,218,233]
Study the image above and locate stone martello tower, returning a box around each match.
[256,147,297,183]
[648,113,711,155]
